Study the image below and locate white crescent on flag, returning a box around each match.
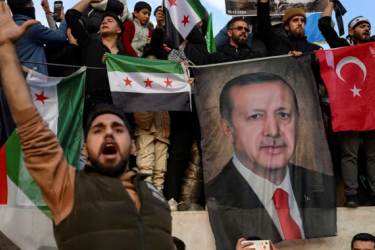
[336,56,367,83]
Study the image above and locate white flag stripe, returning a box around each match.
[0,177,56,250]
[108,72,191,94]
[164,0,202,38]
[28,84,59,135]
[23,66,86,87]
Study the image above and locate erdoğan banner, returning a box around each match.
[317,42,375,132]
[192,55,336,250]
[225,0,327,16]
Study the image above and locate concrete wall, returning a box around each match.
[172,207,375,250]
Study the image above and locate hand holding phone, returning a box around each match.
[53,1,63,22]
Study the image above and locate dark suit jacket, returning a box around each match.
[205,160,337,250]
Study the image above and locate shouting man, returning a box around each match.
[0,2,175,249]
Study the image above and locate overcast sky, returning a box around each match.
[34,0,374,44]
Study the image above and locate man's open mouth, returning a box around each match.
[101,142,118,155]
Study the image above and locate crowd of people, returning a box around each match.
[0,0,375,248]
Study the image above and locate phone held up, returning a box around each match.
[241,240,271,250]
[53,1,63,22]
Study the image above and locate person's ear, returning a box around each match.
[227,29,233,38]
[117,27,121,34]
[130,139,136,155]
[349,29,354,36]
[219,118,234,144]
[83,143,89,159]
[284,24,290,31]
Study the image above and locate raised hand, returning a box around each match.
[0,2,37,47]
[41,0,51,13]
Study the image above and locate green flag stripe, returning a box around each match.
[206,13,217,54]
[57,72,86,168]
[5,131,22,186]
[186,0,206,20]
[106,53,185,74]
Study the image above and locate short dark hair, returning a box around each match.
[154,5,162,16]
[227,17,250,30]
[134,1,151,13]
[102,12,125,37]
[8,0,32,12]
[220,72,300,127]
[173,237,185,250]
[351,233,375,249]
[84,104,133,141]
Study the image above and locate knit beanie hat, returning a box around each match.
[348,16,370,30]
[282,8,306,25]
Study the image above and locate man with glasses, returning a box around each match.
[208,17,262,64]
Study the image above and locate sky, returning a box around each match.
[34,0,375,45]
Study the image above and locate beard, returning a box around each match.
[353,31,370,43]
[89,156,129,178]
[289,27,305,37]
[232,34,248,46]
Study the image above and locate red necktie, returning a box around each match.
[272,188,302,240]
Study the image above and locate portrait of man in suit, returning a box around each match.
[205,72,336,248]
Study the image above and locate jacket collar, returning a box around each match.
[288,35,308,41]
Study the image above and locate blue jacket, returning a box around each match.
[13,14,68,75]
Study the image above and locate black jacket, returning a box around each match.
[53,168,175,250]
[66,9,127,124]
[208,44,262,64]
[318,16,353,49]
[205,160,337,250]
[257,1,324,88]
[257,1,322,55]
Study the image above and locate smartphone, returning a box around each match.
[53,1,63,22]
[241,240,271,250]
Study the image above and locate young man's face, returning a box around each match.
[100,16,121,36]
[84,114,136,178]
[285,16,305,37]
[228,20,249,46]
[353,240,375,250]
[135,8,151,25]
[220,81,298,172]
[350,23,371,44]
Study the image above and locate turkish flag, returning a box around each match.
[317,42,375,132]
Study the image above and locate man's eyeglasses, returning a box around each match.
[231,26,251,33]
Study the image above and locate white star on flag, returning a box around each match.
[350,85,361,97]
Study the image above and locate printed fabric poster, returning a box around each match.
[225,0,327,16]
[192,55,336,250]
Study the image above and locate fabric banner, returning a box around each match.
[225,0,327,16]
[317,42,375,132]
[106,53,191,113]
[0,67,86,250]
[192,55,336,249]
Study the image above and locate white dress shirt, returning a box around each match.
[232,155,305,240]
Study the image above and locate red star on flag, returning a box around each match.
[124,77,132,87]
[356,18,360,22]
[34,91,48,104]
[144,77,153,88]
[181,15,190,27]
[164,78,173,87]
[168,0,177,7]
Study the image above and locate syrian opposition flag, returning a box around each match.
[0,67,86,249]
[106,53,191,112]
[317,42,375,132]
[163,0,206,49]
